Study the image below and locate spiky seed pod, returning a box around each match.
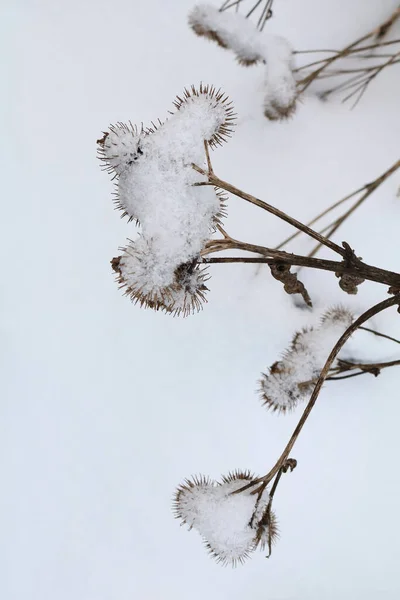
[113,239,171,312]
[173,471,271,566]
[172,84,236,148]
[114,240,210,317]
[320,305,354,327]
[97,121,144,177]
[260,307,354,413]
[259,366,304,414]
[168,261,210,317]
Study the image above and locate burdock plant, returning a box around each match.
[98,81,400,565]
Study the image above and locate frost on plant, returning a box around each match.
[173,471,277,566]
[260,307,354,413]
[188,4,297,118]
[98,84,235,316]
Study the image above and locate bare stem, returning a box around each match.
[296,5,400,97]
[193,164,346,257]
[306,158,400,258]
[234,294,400,493]
[358,326,400,345]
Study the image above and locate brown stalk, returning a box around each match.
[234,294,400,495]
[194,162,400,289]
[306,158,400,259]
[358,326,400,345]
[295,7,400,107]
[296,5,400,98]
[193,164,346,257]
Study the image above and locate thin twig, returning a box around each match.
[203,253,400,288]
[275,184,365,251]
[306,158,400,259]
[193,164,346,257]
[296,6,400,97]
[359,326,400,345]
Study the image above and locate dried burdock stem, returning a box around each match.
[299,357,400,386]
[219,0,245,12]
[219,0,275,27]
[250,458,296,557]
[341,50,400,106]
[202,249,400,289]
[375,6,400,39]
[306,158,400,259]
[195,165,400,288]
[273,158,400,256]
[231,294,400,494]
[193,164,346,257]
[333,358,400,377]
[358,326,400,345]
[296,4,400,96]
[275,157,400,252]
[274,184,366,251]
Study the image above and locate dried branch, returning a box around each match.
[274,158,400,258]
[193,163,346,257]
[219,0,275,29]
[296,5,400,103]
[234,294,400,494]
[358,326,400,345]
[306,158,400,259]
[195,164,400,289]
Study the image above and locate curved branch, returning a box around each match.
[234,294,400,493]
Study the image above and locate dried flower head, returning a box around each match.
[173,470,277,566]
[188,4,265,66]
[100,84,235,314]
[114,239,209,317]
[260,307,354,412]
[172,84,236,147]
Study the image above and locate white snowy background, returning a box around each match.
[2,0,400,598]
